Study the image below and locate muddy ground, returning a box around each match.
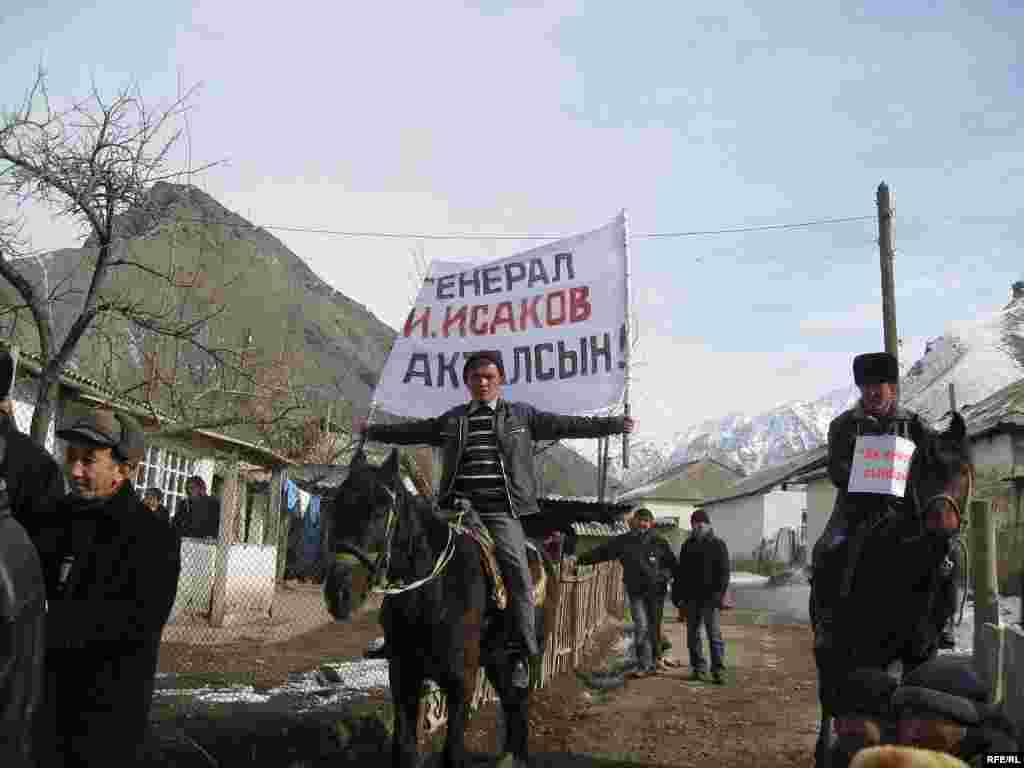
[154,601,821,767]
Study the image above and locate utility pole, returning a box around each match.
[877,182,899,370]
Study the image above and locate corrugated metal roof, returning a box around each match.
[961,377,1024,438]
[703,445,827,506]
[6,343,294,467]
[571,521,629,536]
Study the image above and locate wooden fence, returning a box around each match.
[420,559,625,733]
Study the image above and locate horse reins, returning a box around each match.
[369,482,464,596]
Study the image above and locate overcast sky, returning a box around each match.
[4,1,1022,446]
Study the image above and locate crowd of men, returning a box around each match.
[0,350,228,766]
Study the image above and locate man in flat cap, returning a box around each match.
[356,350,635,688]
[33,407,181,766]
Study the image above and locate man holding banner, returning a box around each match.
[357,217,636,689]
[358,351,633,687]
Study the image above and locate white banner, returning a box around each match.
[371,216,628,419]
[848,434,917,497]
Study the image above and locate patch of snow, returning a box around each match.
[938,594,1021,656]
[731,572,770,587]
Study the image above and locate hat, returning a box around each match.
[634,507,654,521]
[462,350,505,382]
[57,409,145,464]
[691,509,710,525]
[901,656,988,704]
[833,667,900,718]
[853,352,899,386]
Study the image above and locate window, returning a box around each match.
[135,445,197,519]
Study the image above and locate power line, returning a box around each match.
[166,212,877,242]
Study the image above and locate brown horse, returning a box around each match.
[325,447,556,768]
[812,412,974,767]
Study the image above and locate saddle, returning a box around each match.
[438,505,547,611]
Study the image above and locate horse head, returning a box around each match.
[324,446,401,621]
[910,411,973,535]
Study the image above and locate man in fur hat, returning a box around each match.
[809,352,962,766]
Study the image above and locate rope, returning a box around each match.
[369,486,464,596]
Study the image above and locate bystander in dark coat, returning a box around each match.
[673,508,730,684]
[142,486,171,525]
[33,408,181,766]
[578,508,676,676]
[0,350,63,766]
[172,475,221,539]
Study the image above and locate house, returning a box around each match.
[5,344,295,630]
[615,457,745,529]
[701,446,828,563]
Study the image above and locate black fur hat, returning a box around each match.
[853,352,899,386]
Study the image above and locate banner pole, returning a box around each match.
[621,209,632,470]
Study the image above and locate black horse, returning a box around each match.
[811,411,974,767]
[325,447,555,768]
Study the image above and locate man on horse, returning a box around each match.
[357,350,634,689]
[809,351,963,765]
[811,351,932,650]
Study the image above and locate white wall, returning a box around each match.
[972,432,1014,469]
[170,538,217,621]
[637,499,697,528]
[706,494,765,561]
[762,489,806,540]
[224,544,277,617]
[806,477,837,554]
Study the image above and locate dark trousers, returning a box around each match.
[628,591,661,671]
[480,512,538,657]
[686,598,724,672]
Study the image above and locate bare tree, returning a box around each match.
[0,69,314,450]
[0,69,221,442]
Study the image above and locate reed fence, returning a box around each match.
[420,559,625,733]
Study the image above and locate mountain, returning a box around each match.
[0,183,608,496]
[566,282,1024,489]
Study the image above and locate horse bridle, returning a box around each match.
[338,478,461,596]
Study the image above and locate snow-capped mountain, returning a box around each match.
[566,282,1024,488]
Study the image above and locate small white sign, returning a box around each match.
[847,434,917,497]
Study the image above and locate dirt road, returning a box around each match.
[458,608,822,767]
[155,599,822,767]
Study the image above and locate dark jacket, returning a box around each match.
[34,482,181,763]
[812,403,931,570]
[577,529,677,597]
[0,423,62,766]
[172,494,221,539]
[0,423,66,540]
[0,507,46,766]
[672,530,730,605]
[366,399,626,517]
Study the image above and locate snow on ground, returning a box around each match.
[154,659,390,709]
[938,594,1022,657]
[731,571,770,587]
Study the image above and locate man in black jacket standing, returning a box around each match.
[0,351,63,767]
[577,507,675,677]
[358,350,634,688]
[34,408,181,766]
[673,508,730,684]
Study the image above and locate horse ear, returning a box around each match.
[946,411,967,443]
[384,447,400,475]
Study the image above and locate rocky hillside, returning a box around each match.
[0,183,605,495]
